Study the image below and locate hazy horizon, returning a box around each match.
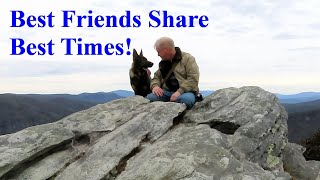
[1,88,320,96]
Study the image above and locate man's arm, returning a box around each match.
[150,69,162,90]
[150,69,165,96]
[177,55,200,94]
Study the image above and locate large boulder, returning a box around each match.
[184,86,288,170]
[0,87,318,180]
[116,124,290,179]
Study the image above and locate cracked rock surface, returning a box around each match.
[184,86,289,170]
[0,87,319,180]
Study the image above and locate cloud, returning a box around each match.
[288,47,320,51]
[308,23,320,30]
[0,60,129,77]
[273,33,302,40]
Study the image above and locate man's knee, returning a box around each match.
[146,93,169,102]
[176,92,196,109]
[146,93,158,102]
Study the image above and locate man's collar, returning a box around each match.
[172,47,182,63]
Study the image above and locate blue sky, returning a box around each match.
[0,0,319,94]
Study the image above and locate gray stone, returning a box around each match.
[283,143,320,180]
[116,124,291,180]
[56,96,150,134]
[8,149,75,180]
[55,101,185,180]
[184,86,288,170]
[0,96,153,179]
[0,123,74,178]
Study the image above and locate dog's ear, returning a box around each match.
[140,49,143,56]
[133,49,138,59]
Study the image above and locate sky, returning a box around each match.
[0,0,319,94]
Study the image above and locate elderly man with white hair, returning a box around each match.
[146,37,200,109]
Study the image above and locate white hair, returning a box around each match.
[154,37,175,50]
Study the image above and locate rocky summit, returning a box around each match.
[0,86,319,180]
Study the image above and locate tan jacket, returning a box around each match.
[150,47,200,94]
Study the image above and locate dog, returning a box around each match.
[129,49,154,97]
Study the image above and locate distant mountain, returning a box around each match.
[200,90,214,97]
[0,92,125,135]
[276,92,320,104]
[281,99,320,143]
[286,108,320,144]
[111,90,135,97]
[76,92,123,103]
[282,99,320,114]
[25,92,123,104]
[0,94,95,135]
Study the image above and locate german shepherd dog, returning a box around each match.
[129,49,154,97]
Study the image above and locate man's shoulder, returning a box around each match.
[181,50,191,56]
[181,51,195,61]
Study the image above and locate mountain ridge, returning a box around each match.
[1,90,320,143]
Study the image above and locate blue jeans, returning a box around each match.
[146,89,196,109]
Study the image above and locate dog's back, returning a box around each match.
[129,49,153,97]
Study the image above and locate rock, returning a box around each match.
[116,124,291,179]
[0,96,185,180]
[7,149,76,180]
[0,87,318,180]
[283,143,320,180]
[56,96,151,134]
[55,101,185,180]
[184,86,288,170]
[0,123,74,178]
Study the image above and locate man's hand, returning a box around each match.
[170,91,181,102]
[152,86,164,97]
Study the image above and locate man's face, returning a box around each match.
[156,47,171,60]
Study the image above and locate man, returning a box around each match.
[146,37,200,109]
